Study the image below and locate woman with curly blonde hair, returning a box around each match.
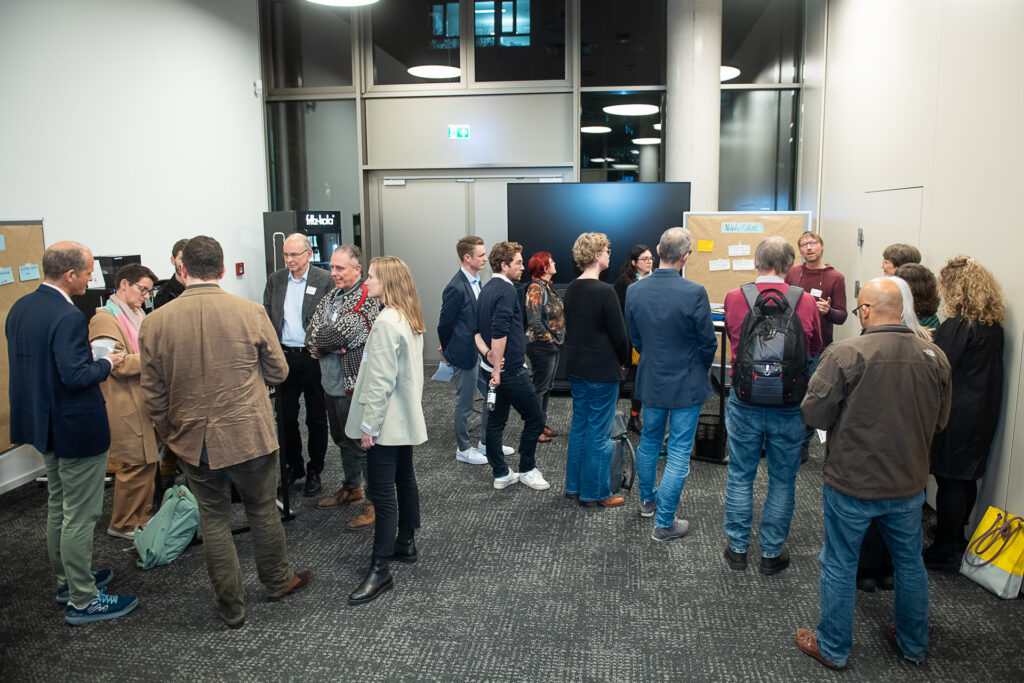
[925,256,1005,571]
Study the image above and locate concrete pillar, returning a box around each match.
[665,0,722,211]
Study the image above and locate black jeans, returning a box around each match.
[934,476,978,550]
[366,444,420,558]
[483,366,545,478]
[526,340,561,419]
[276,350,328,476]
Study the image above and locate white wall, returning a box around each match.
[808,0,1024,516]
[0,0,268,301]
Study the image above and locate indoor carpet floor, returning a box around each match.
[1,381,1022,681]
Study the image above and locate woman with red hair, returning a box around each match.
[524,251,565,442]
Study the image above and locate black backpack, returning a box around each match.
[733,284,809,407]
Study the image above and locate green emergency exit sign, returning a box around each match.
[448,125,470,139]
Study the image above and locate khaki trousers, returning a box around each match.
[109,460,157,533]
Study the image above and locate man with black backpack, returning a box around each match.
[721,236,822,575]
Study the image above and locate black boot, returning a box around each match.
[391,531,418,564]
[627,413,643,434]
[348,556,393,606]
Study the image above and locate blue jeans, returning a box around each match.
[565,377,619,502]
[723,395,804,556]
[483,366,545,478]
[637,404,701,528]
[817,485,929,666]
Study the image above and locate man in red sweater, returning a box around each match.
[785,231,847,351]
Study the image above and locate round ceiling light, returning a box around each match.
[653,122,662,131]
[306,0,380,6]
[581,126,612,134]
[590,157,609,163]
[602,104,659,117]
[632,137,661,145]
[721,66,741,82]
[407,65,461,79]
[611,163,639,170]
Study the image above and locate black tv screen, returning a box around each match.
[506,182,691,284]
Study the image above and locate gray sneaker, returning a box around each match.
[639,499,656,518]
[651,518,690,542]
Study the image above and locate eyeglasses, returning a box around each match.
[283,250,309,259]
[637,256,654,262]
[853,303,871,314]
[800,240,821,248]
[133,283,153,297]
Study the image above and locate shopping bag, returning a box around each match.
[959,506,1024,599]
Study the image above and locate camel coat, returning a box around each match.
[88,309,159,465]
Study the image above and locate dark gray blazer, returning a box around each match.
[437,269,480,370]
[263,265,333,341]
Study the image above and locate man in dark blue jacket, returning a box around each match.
[626,227,717,542]
[6,241,138,625]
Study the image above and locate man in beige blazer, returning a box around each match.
[139,235,312,629]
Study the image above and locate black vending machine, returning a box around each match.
[263,211,344,276]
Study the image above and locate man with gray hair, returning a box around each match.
[263,232,333,496]
[721,236,822,574]
[796,277,950,669]
[7,241,137,625]
[625,227,717,542]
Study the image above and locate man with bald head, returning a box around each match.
[795,278,951,670]
[263,233,333,496]
[7,241,139,624]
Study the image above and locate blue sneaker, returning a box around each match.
[65,592,138,625]
[56,569,114,604]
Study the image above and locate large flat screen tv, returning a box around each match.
[506,182,691,284]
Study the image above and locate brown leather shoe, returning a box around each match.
[580,495,626,508]
[318,486,363,509]
[269,569,312,601]
[537,433,553,443]
[795,628,844,670]
[348,502,375,529]
[542,426,558,437]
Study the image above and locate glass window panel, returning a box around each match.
[718,90,798,211]
[580,92,664,183]
[721,0,802,85]
[372,1,461,85]
[580,0,666,87]
[473,0,565,82]
[265,0,353,89]
[266,100,361,224]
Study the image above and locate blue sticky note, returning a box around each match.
[0,234,6,250]
[0,267,13,285]
[18,263,40,281]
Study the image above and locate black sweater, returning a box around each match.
[563,278,631,381]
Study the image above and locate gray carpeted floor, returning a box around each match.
[1,380,1022,681]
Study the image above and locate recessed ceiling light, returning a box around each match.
[603,104,659,116]
[721,66,741,82]
[630,149,640,155]
[580,126,612,134]
[632,137,661,145]
[305,0,380,6]
[407,65,461,79]
[611,163,639,170]
[653,123,662,131]
[590,157,608,163]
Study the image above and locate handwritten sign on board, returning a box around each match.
[19,263,41,281]
[697,240,715,252]
[722,222,764,234]
[732,259,755,271]
[0,267,13,285]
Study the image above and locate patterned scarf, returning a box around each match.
[103,293,145,353]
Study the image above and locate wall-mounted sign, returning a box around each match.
[721,221,764,234]
[448,124,470,140]
[301,211,340,228]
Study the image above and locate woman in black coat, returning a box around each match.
[924,256,1005,571]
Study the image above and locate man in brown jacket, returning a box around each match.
[140,235,312,629]
[794,278,951,670]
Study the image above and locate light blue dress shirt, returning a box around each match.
[281,268,308,347]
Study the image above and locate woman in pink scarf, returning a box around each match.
[88,263,160,540]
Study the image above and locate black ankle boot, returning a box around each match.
[348,556,393,606]
[390,537,418,564]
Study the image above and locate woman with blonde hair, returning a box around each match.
[925,256,1006,571]
[344,256,427,604]
[563,233,631,508]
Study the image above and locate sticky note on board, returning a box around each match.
[19,263,40,281]
[0,235,6,250]
[708,258,731,272]
[0,267,14,285]
[732,259,755,271]
[697,240,715,252]
[728,243,750,256]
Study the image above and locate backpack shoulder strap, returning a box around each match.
[740,283,760,312]
[783,285,804,310]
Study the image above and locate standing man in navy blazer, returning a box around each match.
[264,233,333,496]
[437,236,493,465]
[625,227,717,541]
[6,241,139,625]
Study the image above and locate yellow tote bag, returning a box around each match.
[959,506,1024,599]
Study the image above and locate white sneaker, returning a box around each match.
[478,441,515,457]
[456,447,488,465]
[493,470,520,490]
[107,527,134,540]
[519,468,550,491]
